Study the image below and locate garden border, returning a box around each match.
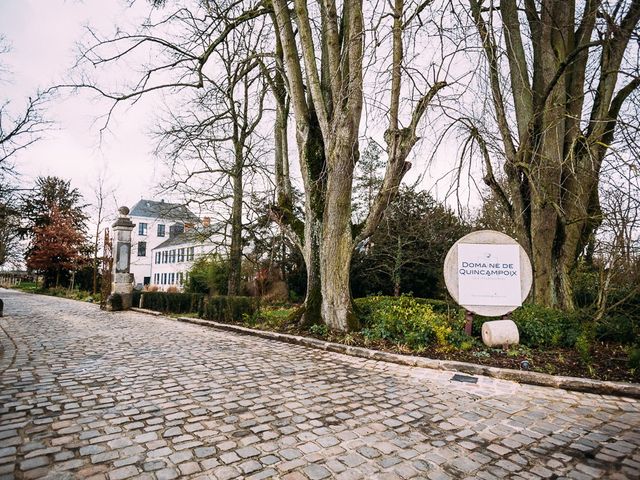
[131,308,640,399]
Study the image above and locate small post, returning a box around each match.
[464,309,473,336]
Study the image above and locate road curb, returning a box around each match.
[135,311,640,399]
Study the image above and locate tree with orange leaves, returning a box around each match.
[26,205,88,288]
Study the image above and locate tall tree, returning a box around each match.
[352,139,385,224]
[267,0,446,330]
[352,187,470,298]
[21,176,88,269]
[465,0,640,309]
[0,183,21,268]
[26,205,87,287]
[73,0,446,331]
[156,23,268,296]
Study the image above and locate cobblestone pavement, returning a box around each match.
[1,289,639,480]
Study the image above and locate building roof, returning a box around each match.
[129,199,199,222]
[153,228,220,250]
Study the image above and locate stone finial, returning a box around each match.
[118,206,130,216]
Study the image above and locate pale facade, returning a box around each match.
[150,235,220,291]
[128,199,199,287]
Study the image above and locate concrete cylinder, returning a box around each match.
[482,320,519,347]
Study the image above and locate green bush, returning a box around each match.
[354,295,464,350]
[132,290,142,308]
[510,304,580,348]
[185,255,229,295]
[108,293,123,311]
[309,323,328,337]
[140,291,205,314]
[200,296,259,323]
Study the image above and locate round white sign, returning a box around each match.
[443,230,532,317]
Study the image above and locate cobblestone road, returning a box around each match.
[1,289,639,480]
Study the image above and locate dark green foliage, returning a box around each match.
[629,346,640,371]
[0,182,21,267]
[571,266,599,308]
[508,304,581,348]
[108,293,123,311]
[200,296,258,323]
[140,291,205,314]
[20,176,88,237]
[132,290,142,308]
[185,255,229,295]
[354,295,467,350]
[351,187,470,299]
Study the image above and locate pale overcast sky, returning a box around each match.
[1,0,167,212]
[1,0,477,219]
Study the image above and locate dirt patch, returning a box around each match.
[270,325,639,383]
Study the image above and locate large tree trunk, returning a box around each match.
[227,160,243,296]
[319,140,358,331]
[471,0,640,310]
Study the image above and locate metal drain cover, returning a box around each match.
[451,374,478,384]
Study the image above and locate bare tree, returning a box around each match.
[461,0,640,309]
[0,36,49,173]
[591,155,640,319]
[156,22,269,295]
[0,183,22,268]
[90,171,117,295]
[72,0,446,331]
[267,0,446,330]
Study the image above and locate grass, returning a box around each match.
[8,282,99,303]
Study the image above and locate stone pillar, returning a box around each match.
[109,206,135,310]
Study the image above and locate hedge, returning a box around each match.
[132,290,257,323]
[200,296,259,323]
[139,291,205,314]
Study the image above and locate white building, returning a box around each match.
[150,229,221,290]
[129,199,200,287]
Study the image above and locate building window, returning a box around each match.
[154,273,159,284]
[162,251,168,263]
[169,273,175,284]
[155,252,161,264]
[178,272,184,285]
[178,248,185,262]
[186,247,195,261]
[157,224,166,237]
[137,241,147,257]
[138,223,147,236]
[170,249,176,263]
[162,273,167,285]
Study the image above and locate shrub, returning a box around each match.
[309,323,328,337]
[509,304,580,348]
[132,290,142,308]
[255,307,296,330]
[596,312,639,344]
[355,295,464,350]
[200,296,259,323]
[140,291,205,314]
[107,293,123,311]
[186,255,229,295]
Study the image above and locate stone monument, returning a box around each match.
[107,206,135,310]
[444,230,533,347]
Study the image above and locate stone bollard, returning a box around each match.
[482,319,519,347]
[0,298,3,317]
